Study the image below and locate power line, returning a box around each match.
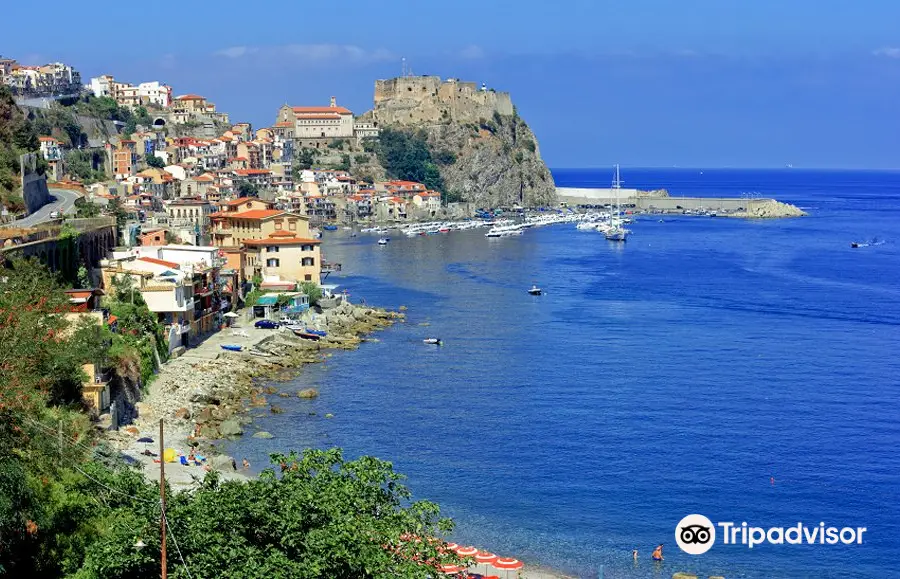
[16,412,157,504]
[16,411,195,578]
[164,511,195,579]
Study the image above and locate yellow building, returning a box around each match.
[243,231,322,284]
[210,202,311,248]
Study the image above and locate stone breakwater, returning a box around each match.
[105,303,402,489]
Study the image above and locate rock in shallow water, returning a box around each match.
[297,388,319,399]
[219,419,243,437]
[252,431,274,439]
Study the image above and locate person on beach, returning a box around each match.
[652,544,664,561]
[242,458,250,470]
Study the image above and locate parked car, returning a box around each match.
[49,210,61,219]
[254,319,280,329]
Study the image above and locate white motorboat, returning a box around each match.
[423,338,442,345]
[377,237,390,245]
[527,285,542,296]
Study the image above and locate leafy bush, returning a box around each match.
[145,153,165,168]
[522,138,536,153]
[354,153,369,164]
[292,148,317,172]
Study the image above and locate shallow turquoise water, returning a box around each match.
[225,169,900,578]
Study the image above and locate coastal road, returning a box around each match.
[5,188,82,228]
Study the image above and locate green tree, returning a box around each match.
[74,198,101,218]
[107,197,129,243]
[374,129,445,192]
[145,153,165,169]
[299,281,322,305]
[237,181,259,198]
[76,450,462,578]
[292,148,317,173]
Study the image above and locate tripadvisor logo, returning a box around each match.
[676,514,716,555]
[675,514,868,555]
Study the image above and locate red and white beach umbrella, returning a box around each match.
[439,563,463,575]
[454,545,478,557]
[474,550,498,574]
[492,556,524,579]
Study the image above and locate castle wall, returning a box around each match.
[373,76,515,126]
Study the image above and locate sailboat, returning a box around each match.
[604,165,630,242]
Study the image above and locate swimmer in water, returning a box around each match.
[652,544,664,561]
[632,549,638,561]
[771,476,776,485]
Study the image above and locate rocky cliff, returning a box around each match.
[366,76,556,207]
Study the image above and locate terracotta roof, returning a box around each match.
[291,105,352,115]
[233,169,271,176]
[194,174,215,182]
[292,114,342,120]
[39,136,59,142]
[269,230,299,237]
[243,234,321,247]
[137,257,181,269]
[226,209,283,220]
[274,121,293,128]
[221,198,273,207]
[177,94,205,100]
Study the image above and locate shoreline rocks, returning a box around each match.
[104,303,402,488]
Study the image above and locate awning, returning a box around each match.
[255,296,278,306]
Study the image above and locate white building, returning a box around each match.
[138,81,172,107]
[276,97,355,139]
[89,75,115,98]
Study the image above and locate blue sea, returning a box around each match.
[225,169,900,578]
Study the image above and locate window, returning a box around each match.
[266,258,280,267]
[302,257,315,267]
[266,246,279,253]
[304,274,312,281]
[301,244,314,252]
[288,220,296,231]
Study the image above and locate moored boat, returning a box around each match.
[527,285,542,296]
[221,344,243,352]
[292,329,322,340]
[423,338,442,345]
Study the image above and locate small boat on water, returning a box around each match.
[292,329,322,341]
[423,338,442,345]
[323,224,338,231]
[527,285,542,296]
[221,344,243,352]
[377,238,390,245]
[304,328,327,337]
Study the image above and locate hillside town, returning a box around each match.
[0,54,459,324]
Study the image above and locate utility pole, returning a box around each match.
[159,418,167,579]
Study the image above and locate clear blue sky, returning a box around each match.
[4,0,900,168]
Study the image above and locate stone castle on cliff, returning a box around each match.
[371,76,514,126]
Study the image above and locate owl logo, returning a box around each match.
[676,514,716,555]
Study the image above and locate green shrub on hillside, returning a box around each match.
[374,128,445,192]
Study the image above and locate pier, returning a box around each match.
[556,187,805,218]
